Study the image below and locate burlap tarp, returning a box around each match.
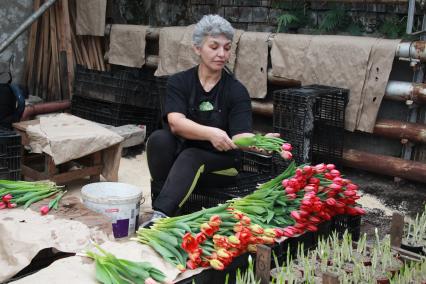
[234,32,270,98]
[356,38,400,132]
[108,25,148,68]
[76,0,106,36]
[155,26,243,77]
[0,208,109,282]
[25,114,123,181]
[271,34,399,132]
[10,240,206,283]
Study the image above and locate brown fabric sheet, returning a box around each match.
[108,25,148,68]
[154,26,186,77]
[357,39,400,132]
[234,32,270,98]
[76,0,106,36]
[271,34,397,132]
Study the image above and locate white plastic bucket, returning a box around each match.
[81,182,144,238]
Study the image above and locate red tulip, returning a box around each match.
[0,202,6,210]
[281,143,293,151]
[195,232,207,243]
[326,164,336,170]
[210,258,225,270]
[346,183,359,191]
[200,223,215,236]
[40,205,50,215]
[186,259,198,270]
[2,194,13,203]
[281,151,293,160]
[181,233,199,253]
[209,215,222,227]
[7,203,17,208]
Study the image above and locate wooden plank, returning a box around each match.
[390,212,405,247]
[63,0,74,98]
[41,9,51,100]
[49,5,60,100]
[52,165,103,184]
[24,0,41,90]
[56,1,68,100]
[22,164,49,181]
[255,244,271,284]
[95,37,105,71]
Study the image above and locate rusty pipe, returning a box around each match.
[384,81,426,104]
[374,119,426,144]
[342,149,426,183]
[21,100,71,121]
[252,102,426,143]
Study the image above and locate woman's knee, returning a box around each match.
[147,129,176,153]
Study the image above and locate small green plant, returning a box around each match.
[404,204,426,247]
[277,13,300,33]
[319,4,351,33]
[379,15,407,39]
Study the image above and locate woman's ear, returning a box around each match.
[193,44,201,56]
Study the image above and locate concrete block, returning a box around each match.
[239,6,253,22]
[225,6,240,22]
[101,124,146,148]
[252,7,269,22]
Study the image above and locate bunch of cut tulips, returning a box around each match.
[0,180,66,215]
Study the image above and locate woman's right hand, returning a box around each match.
[209,127,237,152]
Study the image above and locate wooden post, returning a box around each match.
[255,244,271,284]
[322,272,340,284]
[390,212,405,247]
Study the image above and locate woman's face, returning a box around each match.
[194,34,232,72]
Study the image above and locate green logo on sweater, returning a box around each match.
[199,101,214,111]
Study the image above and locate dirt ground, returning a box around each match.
[343,167,426,240]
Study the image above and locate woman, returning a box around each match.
[143,15,269,227]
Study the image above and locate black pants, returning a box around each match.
[147,129,240,216]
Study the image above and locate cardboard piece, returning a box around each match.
[76,0,106,36]
[234,32,270,98]
[108,25,148,68]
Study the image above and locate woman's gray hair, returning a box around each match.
[192,15,234,47]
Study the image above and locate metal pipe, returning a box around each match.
[374,119,426,144]
[396,42,426,62]
[0,0,58,54]
[21,100,71,121]
[342,149,426,183]
[384,81,426,104]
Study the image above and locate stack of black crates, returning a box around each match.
[151,151,274,215]
[273,85,349,173]
[0,128,21,180]
[71,65,161,138]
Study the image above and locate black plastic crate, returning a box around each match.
[155,76,168,118]
[0,129,22,177]
[0,167,9,179]
[74,65,160,109]
[240,150,273,174]
[330,214,362,241]
[273,85,348,168]
[180,172,271,215]
[71,95,161,138]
